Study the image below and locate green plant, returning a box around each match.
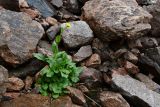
[33,23,82,99]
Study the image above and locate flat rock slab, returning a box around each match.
[112,74,160,107]
[0,9,44,65]
[27,0,56,17]
[82,0,152,41]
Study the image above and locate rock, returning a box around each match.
[61,21,94,48]
[65,0,80,14]
[124,51,138,64]
[7,77,24,91]
[51,0,63,8]
[136,0,157,5]
[144,1,160,37]
[80,66,102,89]
[111,68,128,76]
[138,47,160,79]
[0,0,19,11]
[46,24,60,41]
[4,92,20,99]
[37,40,52,56]
[67,87,86,106]
[124,61,139,75]
[72,104,83,107]
[24,76,33,90]
[112,74,160,107]
[82,0,152,41]
[114,48,128,58]
[26,0,56,17]
[46,17,58,26]
[20,8,40,19]
[0,9,44,65]
[85,53,101,68]
[73,45,92,62]
[19,0,29,8]
[0,65,8,101]
[135,73,160,93]
[51,96,73,107]
[99,91,130,107]
[0,94,50,107]
[78,0,89,4]
[9,59,45,78]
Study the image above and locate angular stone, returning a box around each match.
[46,24,60,41]
[24,76,33,90]
[0,9,44,65]
[67,87,86,106]
[99,91,130,107]
[46,17,58,26]
[80,66,102,89]
[65,0,80,14]
[111,68,128,76]
[85,53,101,68]
[112,74,160,107]
[124,61,139,75]
[7,77,24,91]
[82,0,152,41]
[51,0,63,8]
[61,21,94,48]
[51,96,73,107]
[73,45,92,62]
[124,51,138,64]
[135,73,160,93]
[26,0,56,17]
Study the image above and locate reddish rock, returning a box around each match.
[21,8,40,19]
[67,86,86,105]
[51,96,73,107]
[77,85,89,93]
[111,68,128,76]
[124,51,138,64]
[7,77,24,91]
[99,91,130,107]
[4,92,20,99]
[24,76,33,90]
[124,61,139,75]
[85,53,101,68]
[0,94,50,107]
[46,17,58,26]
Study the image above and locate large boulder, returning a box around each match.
[0,9,44,65]
[82,0,152,41]
[112,74,160,107]
[0,65,8,101]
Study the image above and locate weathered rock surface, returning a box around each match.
[7,77,24,91]
[0,9,44,65]
[82,0,152,41]
[65,0,80,14]
[51,0,63,8]
[73,45,92,62]
[136,0,157,5]
[112,74,160,107]
[26,0,56,17]
[144,0,160,36]
[0,94,50,107]
[61,21,94,48]
[0,65,8,101]
[135,73,160,93]
[67,87,86,106]
[99,91,130,107]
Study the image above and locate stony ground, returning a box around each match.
[0,0,160,107]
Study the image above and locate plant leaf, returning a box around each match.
[33,53,46,61]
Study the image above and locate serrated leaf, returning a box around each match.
[42,83,48,90]
[52,42,58,54]
[55,35,61,45]
[33,53,46,61]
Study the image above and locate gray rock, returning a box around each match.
[0,65,8,101]
[73,45,92,62]
[112,74,160,107]
[135,73,160,93]
[65,0,80,14]
[46,24,60,41]
[61,21,94,48]
[0,9,44,65]
[51,0,63,8]
[26,0,56,17]
[144,0,160,37]
[82,0,152,41]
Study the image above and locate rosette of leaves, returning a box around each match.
[33,23,82,98]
